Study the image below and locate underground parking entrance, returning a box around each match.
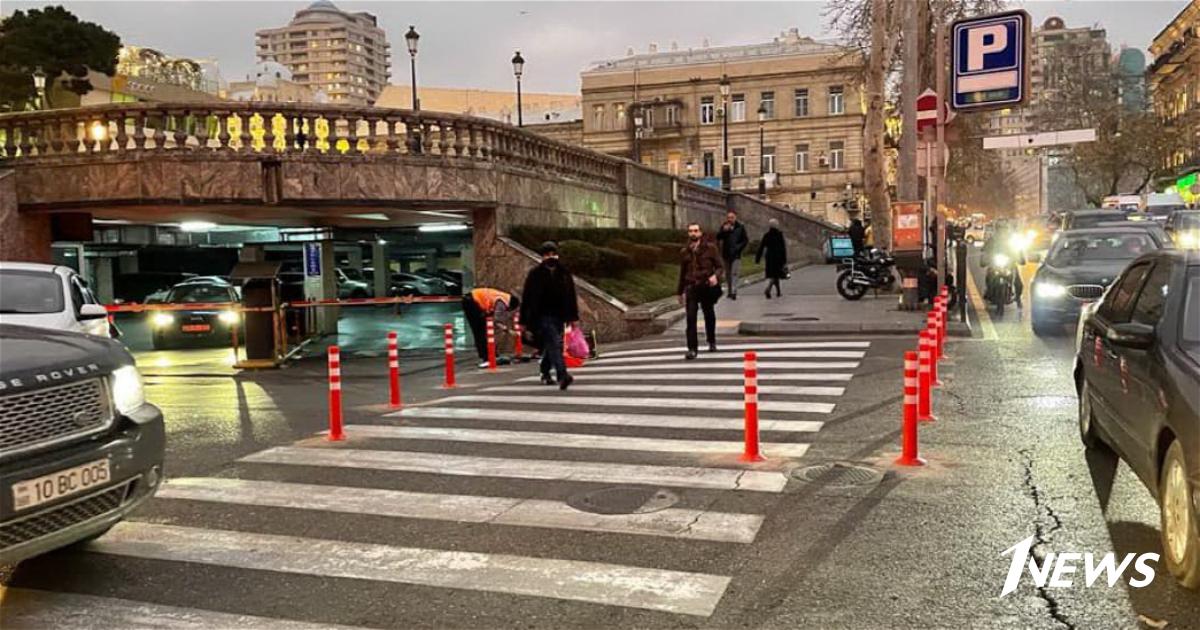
[47,206,481,373]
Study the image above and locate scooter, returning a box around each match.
[985,252,1017,317]
[836,249,896,301]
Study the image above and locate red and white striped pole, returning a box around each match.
[327,345,345,441]
[486,316,498,371]
[741,351,765,462]
[926,318,943,387]
[387,331,401,409]
[442,323,456,389]
[918,331,936,422]
[895,351,925,466]
[936,301,949,359]
[513,312,523,358]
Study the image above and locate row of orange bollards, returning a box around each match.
[896,288,952,466]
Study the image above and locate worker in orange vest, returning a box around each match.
[462,287,520,368]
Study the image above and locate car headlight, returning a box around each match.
[1178,230,1199,249]
[1035,282,1067,299]
[111,365,146,415]
[993,253,1011,267]
[218,311,239,325]
[151,313,175,328]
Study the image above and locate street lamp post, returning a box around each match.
[719,74,731,191]
[405,26,420,111]
[32,66,46,110]
[632,111,644,164]
[511,51,525,127]
[757,101,768,198]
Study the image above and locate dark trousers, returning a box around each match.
[537,316,567,380]
[461,296,488,361]
[685,286,717,352]
[765,277,782,296]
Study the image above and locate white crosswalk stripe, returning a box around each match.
[0,589,374,630]
[592,350,865,365]
[570,361,860,373]
[483,383,845,396]
[242,446,790,492]
[88,522,732,616]
[428,394,834,414]
[340,425,812,458]
[599,340,871,359]
[517,372,855,382]
[158,477,764,543]
[391,406,823,432]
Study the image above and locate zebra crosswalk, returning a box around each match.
[5,337,869,628]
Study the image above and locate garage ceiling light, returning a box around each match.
[418,223,469,233]
[180,221,218,232]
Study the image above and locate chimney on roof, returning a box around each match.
[649,42,658,53]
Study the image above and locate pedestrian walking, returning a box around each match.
[848,218,866,257]
[715,210,749,300]
[461,288,520,368]
[756,218,788,299]
[678,222,724,360]
[520,241,580,390]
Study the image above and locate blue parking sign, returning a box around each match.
[303,243,322,277]
[951,10,1029,110]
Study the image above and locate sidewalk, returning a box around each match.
[669,263,970,337]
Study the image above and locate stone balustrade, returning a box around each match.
[0,102,624,187]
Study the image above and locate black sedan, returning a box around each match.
[1074,249,1200,589]
[1030,227,1164,336]
[149,280,241,350]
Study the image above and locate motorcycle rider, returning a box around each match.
[981,223,1026,308]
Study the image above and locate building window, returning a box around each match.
[829,140,845,170]
[665,105,679,125]
[593,105,606,131]
[762,145,776,174]
[703,151,715,178]
[828,86,845,115]
[794,88,809,117]
[616,103,626,127]
[700,97,715,124]
[732,148,746,176]
[760,92,775,119]
[643,108,654,129]
[795,144,809,172]
[731,94,746,122]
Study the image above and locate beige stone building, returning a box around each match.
[1148,0,1200,191]
[376,86,580,124]
[226,60,323,103]
[528,29,866,224]
[255,0,390,106]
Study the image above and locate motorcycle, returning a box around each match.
[984,252,1017,317]
[836,249,896,300]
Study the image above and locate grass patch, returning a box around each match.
[591,254,764,306]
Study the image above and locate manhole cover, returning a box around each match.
[783,316,820,322]
[791,463,883,487]
[567,487,680,515]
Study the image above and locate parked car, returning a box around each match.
[1165,211,1200,249]
[388,272,450,296]
[1091,221,1170,248]
[149,279,241,350]
[0,324,164,565]
[335,269,370,299]
[1074,248,1200,589]
[0,262,111,338]
[1030,228,1164,336]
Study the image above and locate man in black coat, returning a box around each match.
[755,218,788,298]
[520,241,581,390]
[848,218,866,257]
[715,210,749,300]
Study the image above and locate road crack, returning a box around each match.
[1018,448,1075,630]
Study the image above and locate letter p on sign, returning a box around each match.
[967,25,1007,71]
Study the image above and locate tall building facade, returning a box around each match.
[1148,0,1200,195]
[255,0,390,106]
[530,29,866,224]
[375,86,580,125]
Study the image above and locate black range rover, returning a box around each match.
[0,324,164,564]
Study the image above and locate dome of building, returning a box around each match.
[254,59,292,87]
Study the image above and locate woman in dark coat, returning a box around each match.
[756,218,788,299]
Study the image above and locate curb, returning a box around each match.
[738,320,973,337]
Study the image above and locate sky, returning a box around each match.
[1,1,1189,95]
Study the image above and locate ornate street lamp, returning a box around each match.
[719,74,731,191]
[405,26,420,111]
[511,51,525,127]
[32,66,47,110]
[757,101,768,197]
[632,111,644,163]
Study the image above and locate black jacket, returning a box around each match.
[520,259,580,324]
[716,221,749,261]
[848,220,866,254]
[755,227,788,279]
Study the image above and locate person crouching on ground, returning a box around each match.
[715,210,749,300]
[462,287,520,369]
[520,241,580,390]
[756,218,788,299]
[678,223,724,360]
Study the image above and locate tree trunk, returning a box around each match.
[898,0,920,202]
[864,0,892,249]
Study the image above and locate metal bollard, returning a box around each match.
[327,346,345,441]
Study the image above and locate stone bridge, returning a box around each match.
[0,102,840,339]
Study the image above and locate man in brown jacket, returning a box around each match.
[677,222,725,360]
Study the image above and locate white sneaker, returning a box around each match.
[477,361,490,369]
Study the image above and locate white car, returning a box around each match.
[0,262,111,337]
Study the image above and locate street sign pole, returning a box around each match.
[935,15,948,297]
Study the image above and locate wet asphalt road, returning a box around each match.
[2,259,1198,628]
